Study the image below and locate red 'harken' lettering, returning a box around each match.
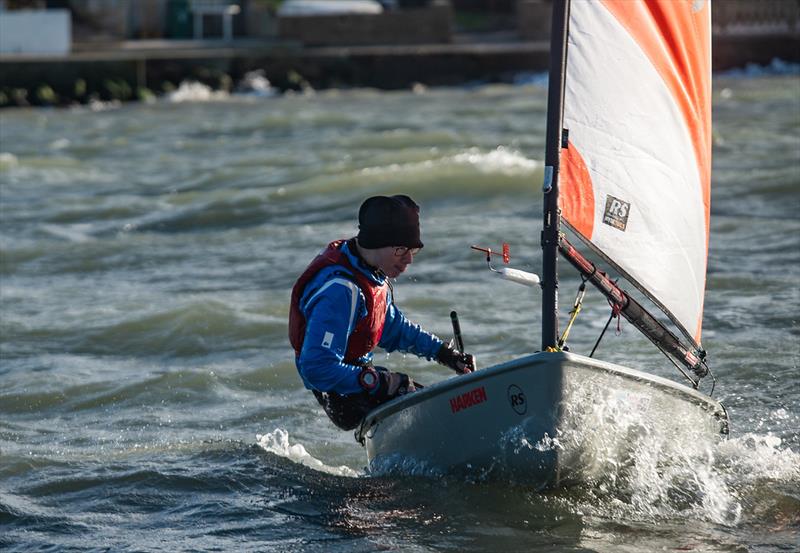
[449,386,488,414]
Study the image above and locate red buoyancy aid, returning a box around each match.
[289,240,389,363]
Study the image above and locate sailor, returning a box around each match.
[289,195,476,431]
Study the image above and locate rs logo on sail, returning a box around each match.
[449,386,487,413]
[603,195,631,231]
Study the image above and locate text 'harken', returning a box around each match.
[449,386,488,413]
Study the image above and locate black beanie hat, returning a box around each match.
[357,195,424,250]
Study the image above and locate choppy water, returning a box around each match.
[1,67,799,552]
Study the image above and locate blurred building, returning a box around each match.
[1,0,797,48]
[0,0,71,54]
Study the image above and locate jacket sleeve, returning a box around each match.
[378,301,444,360]
[296,274,368,395]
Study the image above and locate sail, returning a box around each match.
[559,0,712,347]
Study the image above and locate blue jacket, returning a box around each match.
[295,241,443,395]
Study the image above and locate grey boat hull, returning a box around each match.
[357,352,728,488]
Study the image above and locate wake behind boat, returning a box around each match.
[358,0,730,486]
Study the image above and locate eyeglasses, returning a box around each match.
[393,246,421,257]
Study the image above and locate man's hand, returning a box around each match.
[436,343,477,374]
[359,366,416,403]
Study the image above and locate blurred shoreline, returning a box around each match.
[1,31,798,108]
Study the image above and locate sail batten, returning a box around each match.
[559,0,712,345]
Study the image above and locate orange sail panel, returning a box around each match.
[560,140,595,239]
[559,0,712,346]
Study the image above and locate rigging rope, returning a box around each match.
[590,310,615,358]
[557,280,587,350]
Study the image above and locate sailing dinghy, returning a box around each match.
[356,0,729,487]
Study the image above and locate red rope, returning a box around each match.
[611,302,622,335]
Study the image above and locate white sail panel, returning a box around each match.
[559,0,712,345]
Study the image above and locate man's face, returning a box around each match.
[372,246,416,278]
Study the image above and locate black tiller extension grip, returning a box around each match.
[450,311,465,352]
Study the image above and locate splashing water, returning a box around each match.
[167,81,230,103]
[530,373,797,527]
[256,429,360,478]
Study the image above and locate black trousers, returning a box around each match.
[313,390,375,431]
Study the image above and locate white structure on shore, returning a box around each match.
[0,5,72,55]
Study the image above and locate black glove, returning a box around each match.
[359,366,415,404]
[436,343,476,374]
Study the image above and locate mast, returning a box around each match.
[541,0,570,350]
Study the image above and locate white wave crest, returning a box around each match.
[234,70,278,98]
[357,146,540,180]
[167,81,229,103]
[0,152,19,168]
[718,432,800,483]
[39,223,95,243]
[256,428,360,478]
[451,147,541,175]
[88,98,121,112]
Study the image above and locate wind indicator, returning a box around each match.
[471,243,541,288]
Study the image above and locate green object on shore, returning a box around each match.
[104,79,133,101]
[35,85,57,105]
[74,79,87,99]
[12,88,28,106]
[137,87,156,103]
